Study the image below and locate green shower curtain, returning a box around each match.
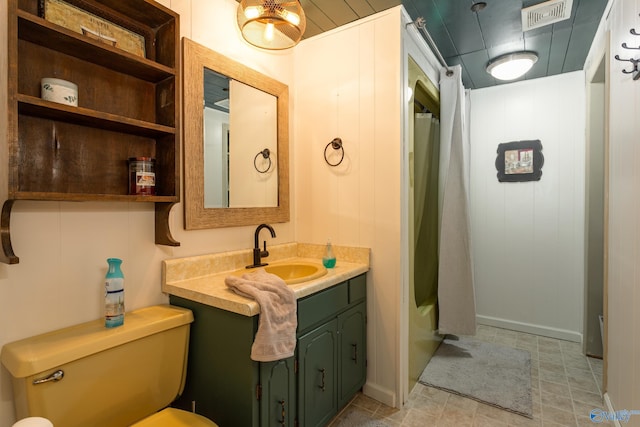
[414,113,440,308]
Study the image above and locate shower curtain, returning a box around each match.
[414,113,440,307]
[437,65,476,336]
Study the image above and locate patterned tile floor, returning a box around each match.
[329,325,608,427]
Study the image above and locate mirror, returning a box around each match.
[183,37,289,229]
[203,69,278,208]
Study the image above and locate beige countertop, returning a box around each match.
[162,243,370,317]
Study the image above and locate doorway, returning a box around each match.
[584,51,607,366]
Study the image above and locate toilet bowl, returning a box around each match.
[12,417,53,427]
[1,305,217,427]
[131,408,214,426]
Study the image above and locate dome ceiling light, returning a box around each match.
[486,52,539,81]
[237,0,306,50]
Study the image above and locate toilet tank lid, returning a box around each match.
[1,305,194,378]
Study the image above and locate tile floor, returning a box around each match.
[329,325,608,427]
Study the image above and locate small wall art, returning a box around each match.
[495,140,544,182]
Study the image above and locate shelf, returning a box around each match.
[17,10,175,83]
[17,95,176,138]
[11,192,179,203]
[3,0,181,264]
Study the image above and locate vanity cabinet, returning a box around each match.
[259,357,297,427]
[298,319,339,427]
[169,273,366,427]
[1,0,180,263]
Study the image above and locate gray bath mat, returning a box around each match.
[419,335,533,418]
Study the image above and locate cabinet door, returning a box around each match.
[338,302,367,408]
[297,319,338,427]
[259,357,296,427]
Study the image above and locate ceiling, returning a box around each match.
[295,0,609,89]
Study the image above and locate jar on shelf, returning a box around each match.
[128,157,156,195]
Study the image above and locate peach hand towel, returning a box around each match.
[225,269,297,362]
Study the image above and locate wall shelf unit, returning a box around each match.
[1,0,181,264]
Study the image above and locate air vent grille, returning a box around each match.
[521,0,574,31]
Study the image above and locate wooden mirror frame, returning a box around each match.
[182,37,289,229]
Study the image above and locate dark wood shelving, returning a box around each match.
[1,0,181,264]
[18,95,176,138]
[17,10,175,83]
[11,192,178,203]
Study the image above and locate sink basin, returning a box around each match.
[244,261,327,284]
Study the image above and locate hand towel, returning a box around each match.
[225,269,297,362]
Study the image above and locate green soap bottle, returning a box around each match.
[322,240,336,268]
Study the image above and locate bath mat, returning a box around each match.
[418,335,533,418]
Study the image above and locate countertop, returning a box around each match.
[162,243,370,317]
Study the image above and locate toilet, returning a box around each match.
[1,305,217,427]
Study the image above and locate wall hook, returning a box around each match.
[324,138,345,167]
[254,148,272,173]
[631,28,640,36]
[622,42,640,50]
[614,55,640,80]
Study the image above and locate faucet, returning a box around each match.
[246,224,276,268]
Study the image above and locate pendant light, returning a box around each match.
[237,0,306,50]
[486,52,538,81]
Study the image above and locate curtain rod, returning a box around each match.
[407,17,454,77]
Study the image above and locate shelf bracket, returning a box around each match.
[1,200,20,264]
[155,202,180,246]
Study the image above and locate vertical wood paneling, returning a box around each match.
[294,7,403,406]
[470,71,586,340]
[357,23,376,250]
[603,0,640,415]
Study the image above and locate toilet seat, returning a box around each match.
[131,408,218,427]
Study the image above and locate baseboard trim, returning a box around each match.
[477,315,582,343]
[603,392,621,427]
[363,382,396,408]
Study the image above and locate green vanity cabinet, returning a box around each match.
[169,273,366,427]
[296,274,367,427]
[169,295,262,426]
[338,302,367,408]
[260,357,297,427]
[298,319,339,427]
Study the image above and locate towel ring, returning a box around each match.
[254,148,272,173]
[324,138,344,167]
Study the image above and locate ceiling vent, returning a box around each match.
[521,0,574,31]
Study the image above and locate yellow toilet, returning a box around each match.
[1,305,217,427]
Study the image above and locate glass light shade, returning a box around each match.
[486,52,538,81]
[237,0,306,50]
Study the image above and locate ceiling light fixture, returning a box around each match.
[237,0,306,50]
[486,52,538,81]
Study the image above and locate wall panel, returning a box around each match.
[294,7,403,406]
[469,71,586,341]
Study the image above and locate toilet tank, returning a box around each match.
[1,305,194,427]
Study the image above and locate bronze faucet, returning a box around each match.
[246,224,276,268]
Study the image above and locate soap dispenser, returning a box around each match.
[322,240,336,268]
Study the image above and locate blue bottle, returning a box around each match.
[105,258,125,328]
[322,240,336,268]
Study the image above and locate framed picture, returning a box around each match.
[39,0,146,58]
[495,140,544,182]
